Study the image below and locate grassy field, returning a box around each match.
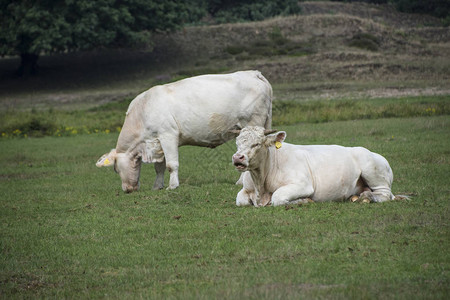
[1,115,448,298]
[1,95,449,138]
[1,1,449,298]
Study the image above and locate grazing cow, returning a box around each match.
[232,126,395,207]
[97,71,272,192]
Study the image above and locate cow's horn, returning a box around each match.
[264,129,277,135]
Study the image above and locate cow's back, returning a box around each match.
[271,144,369,201]
[142,71,272,146]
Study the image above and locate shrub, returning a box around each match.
[348,33,380,51]
[225,27,316,60]
[331,0,449,19]
[16,118,57,137]
[393,0,450,19]
[225,45,245,55]
[209,0,301,24]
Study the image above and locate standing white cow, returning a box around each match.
[232,126,395,207]
[96,71,272,192]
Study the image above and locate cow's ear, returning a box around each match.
[96,149,117,167]
[274,131,286,142]
[265,131,286,146]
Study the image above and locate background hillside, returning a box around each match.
[0,1,448,110]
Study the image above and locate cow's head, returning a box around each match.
[96,139,165,193]
[232,126,286,172]
[96,149,142,193]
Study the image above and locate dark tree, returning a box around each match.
[207,0,301,23]
[393,0,450,18]
[329,0,449,19]
[0,0,198,77]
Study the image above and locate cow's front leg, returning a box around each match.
[260,192,272,206]
[159,137,179,190]
[236,188,253,206]
[271,184,314,207]
[237,171,260,206]
[153,160,166,190]
[235,172,247,185]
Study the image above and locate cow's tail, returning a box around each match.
[393,194,412,201]
[256,71,273,130]
[265,94,273,130]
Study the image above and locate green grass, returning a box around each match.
[1,115,448,298]
[0,4,449,296]
[273,95,450,125]
[1,95,449,138]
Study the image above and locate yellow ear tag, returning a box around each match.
[104,158,110,165]
[275,141,282,149]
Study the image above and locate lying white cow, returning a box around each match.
[97,71,272,192]
[232,126,395,207]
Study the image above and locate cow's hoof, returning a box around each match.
[350,195,359,202]
[358,191,374,203]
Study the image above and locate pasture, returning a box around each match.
[1,113,448,298]
[1,1,449,297]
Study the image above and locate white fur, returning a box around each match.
[97,71,272,192]
[233,126,394,207]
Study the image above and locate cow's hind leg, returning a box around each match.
[153,160,166,190]
[359,153,394,203]
[358,189,393,203]
[159,136,180,190]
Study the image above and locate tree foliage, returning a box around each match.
[205,0,301,23]
[0,0,300,58]
[0,0,199,55]
[330,0,449,19]
[393,0,450,19]
[0,0,198,75]
[0,0,301,76]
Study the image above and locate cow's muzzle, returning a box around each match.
[232,153,248,171]
[122,183,139,193]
